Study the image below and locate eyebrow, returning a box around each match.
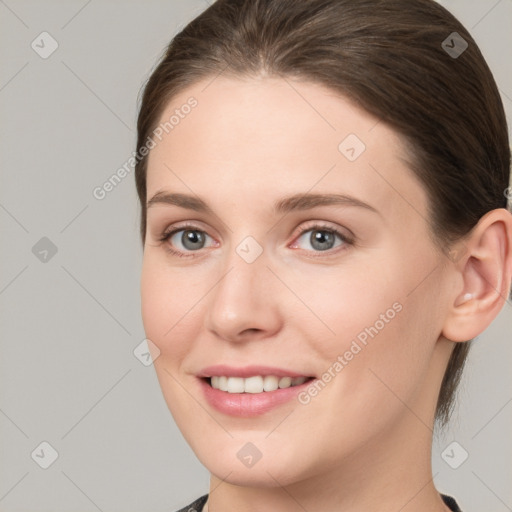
[146,191,378,215]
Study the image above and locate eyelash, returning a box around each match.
[157,221,354,259]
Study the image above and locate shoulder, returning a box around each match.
[173,494,208,512]
[442,493,463,512]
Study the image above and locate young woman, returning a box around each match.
[134,1,512,510]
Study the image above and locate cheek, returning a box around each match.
[290,256,439,412]
[288,260,406,354]
[140,256,206,430]
[140,268,168,349]
[140,254,201,361]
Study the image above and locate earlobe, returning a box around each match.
[442,208,512,343]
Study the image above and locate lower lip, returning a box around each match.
[199,378,314,417]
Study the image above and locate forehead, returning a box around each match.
[145,76,428,222]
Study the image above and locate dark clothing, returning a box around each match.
[442,494,463,511]
[175,494,208,512]
[174,492,462,511]
[176,494,208,512]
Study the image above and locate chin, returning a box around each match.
[201,455,300,488]
[189,433,315,488]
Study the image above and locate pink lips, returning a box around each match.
[198,364,309,379]
[197,365,314,417]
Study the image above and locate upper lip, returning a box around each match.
[197,365,313,379]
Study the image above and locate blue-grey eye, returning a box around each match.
[170,229,211,251]
[296,229,344,251]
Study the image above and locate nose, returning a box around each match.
[204,245,282,343]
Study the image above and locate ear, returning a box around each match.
[442,208,512,343]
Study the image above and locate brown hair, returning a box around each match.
[134,0,510,426]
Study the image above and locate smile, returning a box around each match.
[197,365,316,416]
[209,375,310,393]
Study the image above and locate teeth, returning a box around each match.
[218,376,228,391]
[227,377,245,393]
[210,375,309,393]
[278,376,292,388]
[263,375,279,391]
[291,376,307,386]
[244,376,263,393]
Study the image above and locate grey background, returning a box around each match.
[0,1,510,511]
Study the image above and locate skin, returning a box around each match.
[140,75,512,512]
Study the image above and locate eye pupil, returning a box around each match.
[182,230,205,250]
[310,230,335,251]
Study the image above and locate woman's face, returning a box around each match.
[141,76,455,486]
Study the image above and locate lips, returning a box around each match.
[197,365,316,416]
[197,364,313,379]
